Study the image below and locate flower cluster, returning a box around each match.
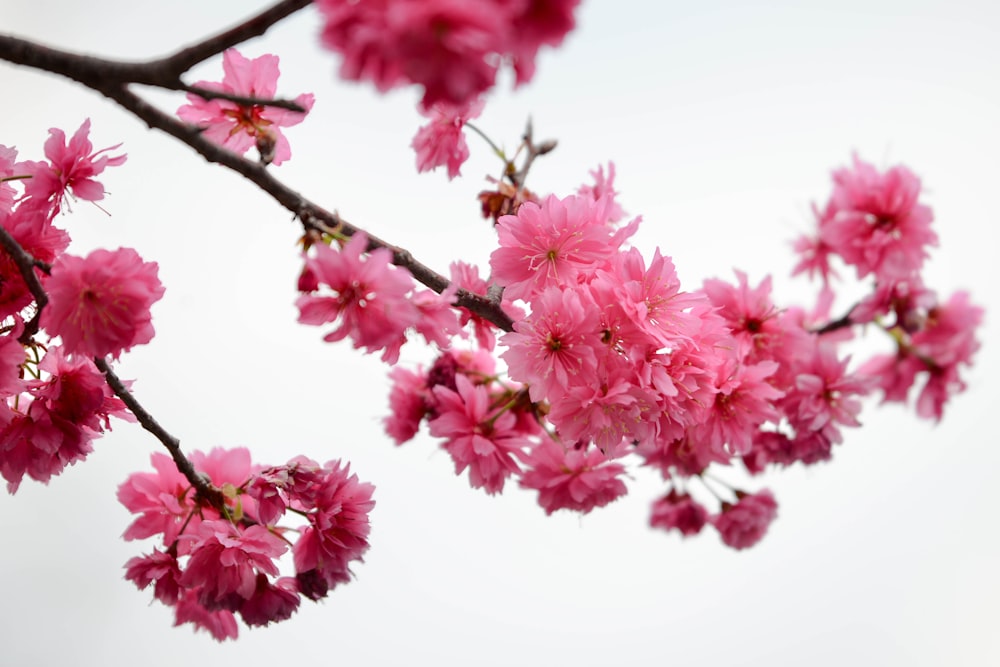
[2,124,162,493]
[794,156,983,421]
[120,447,375,640]
[177,49,314,166]
[375,154,980,550]
[296,231,461,364]
[316,0,580,108]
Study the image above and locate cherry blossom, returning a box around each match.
[41,247,164,359]
[412,97,484,179]
[20,118,126,212]
[712,489,778,550]
[519,439,628,515]
[177,49,314,166]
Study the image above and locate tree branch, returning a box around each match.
[0,24,517,334]
[94,358,226,509]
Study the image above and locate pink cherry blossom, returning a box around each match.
[41,247,164,359]
[501,286,600,403]
[712,489,778,550]
[124,550,183,605]
[1,348,129,493]
[384,365,430,445]
[296,233,419,364]
[291,459,375,599]
[0,202,70,320]
[21,119,126,211]
[238,575,300,627]
[316,0,578,108]
[649,490,709,536]
[577,162,625,223]
[449,261,500,350]
[519,439,628,515]
[818,156,937,283]
[490,194,633,301]
[174,590,239,641]
[428,375,524,494]
[179,520,286,611]
[177,49,314,166]
[412,97,484,179]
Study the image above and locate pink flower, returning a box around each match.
[383,366,430,445]
[0,203,70,320]
[690,357,784,458]
[500,286,600,403]
[179,520,286,611]
[174,590,239,641]
[1,348,129,493]
[712,489,778,550]
[41,247,164,359]
[317,0,579,108]
[238,575,300,627]
[118,451,194,543]
[519,439,628,515]
[177,49,314,166]
[21,119,126,210]
[818,156,937,282]
[782,345,872,443]
[490,194,632,301]
[428,375,524,494]
[296,233,419,364]
[0,328,26,398]
[292,460,375,599]
[124,550,183,605]
[576,162,624,223]
[412,97,484,179]
[649,490,709,536]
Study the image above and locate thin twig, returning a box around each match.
[94,358,225,509]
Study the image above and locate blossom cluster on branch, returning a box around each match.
[0,0,984,643]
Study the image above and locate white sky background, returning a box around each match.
[1,1,998,665]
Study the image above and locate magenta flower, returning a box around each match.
[428,375,524,494]
[297,232,419,364]
[0,202,70,320]
[177,49,314,166]
[238,575,300,627]
[316,0,579,108]
[712,489,778,550]
[519,439,628,515]
[179,520,286,611]
[649,490,709,537]
[124,550,183,605]
[412,97,484,179]
[21,118,126,211]
[383,365,430,445]
[1,348,129,493]
[292,460,376,598]
[501,286,600,403]
[490,194,630,301]
[819,156,937,283]
[174,590,239,641]
[41,247,164,359]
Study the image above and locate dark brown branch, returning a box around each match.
[94,358,225,509]
[0,225,50,343]
[0,27,517,333]
[143,0,312,78]
[180,84,307,112]
[812,305,857,335]
[98,85,513,331]
[0,0,311,100]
